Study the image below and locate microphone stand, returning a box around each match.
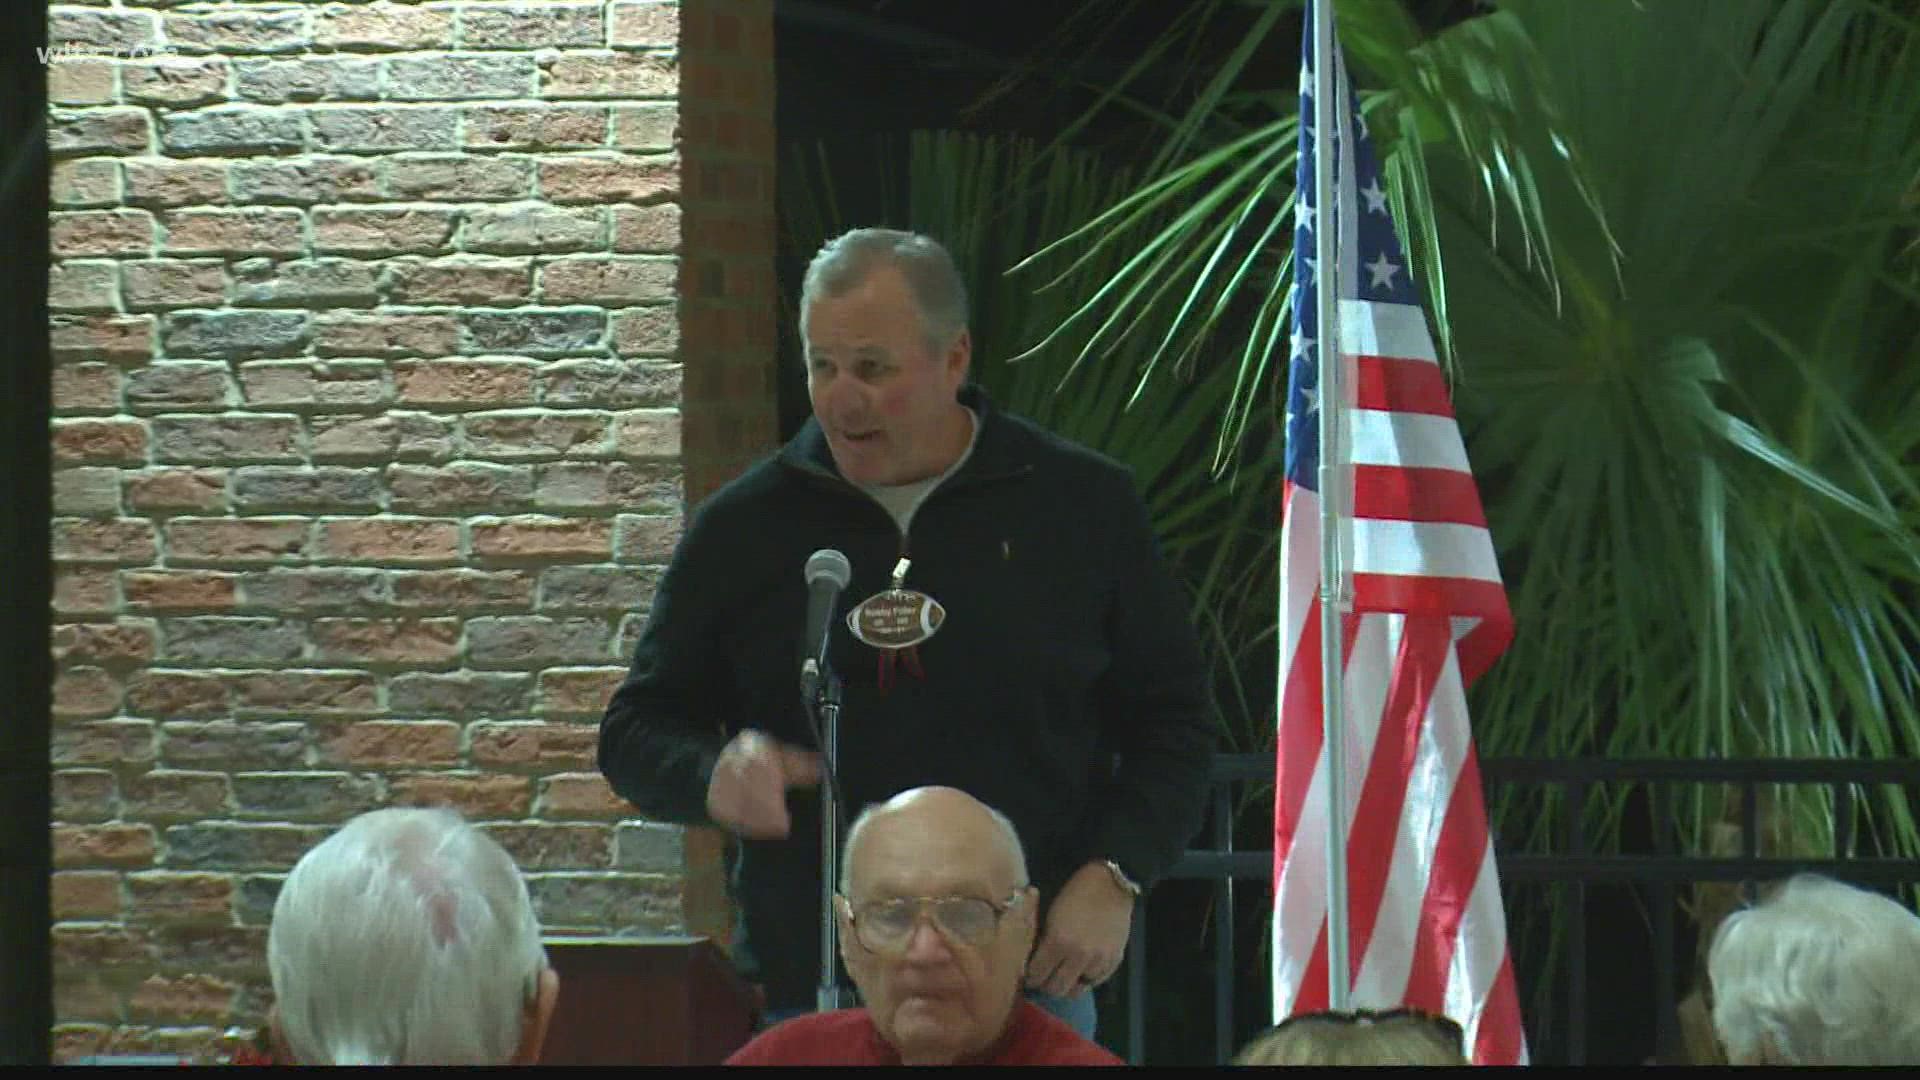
[802,657,849,1013]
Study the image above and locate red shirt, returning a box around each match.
[725,999,1125,1066]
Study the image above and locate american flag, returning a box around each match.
[1271,9,1527,1065]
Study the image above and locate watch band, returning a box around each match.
[1103,858,1142,897]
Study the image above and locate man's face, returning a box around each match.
[837,806,1036,1065]
[804,263,970,487]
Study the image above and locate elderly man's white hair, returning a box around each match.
[839,787,1029,894]
[1707,873,1920,1065]
[268,807,548,1065]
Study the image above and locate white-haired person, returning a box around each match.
[1706,872,1920,1066]
[264,806,561,1065]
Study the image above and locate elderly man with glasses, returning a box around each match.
[724,786,1123,1065]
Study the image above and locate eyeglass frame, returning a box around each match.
[834,888,1032,954]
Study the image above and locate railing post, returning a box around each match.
[1215,781,1235,1064]
[1568,779,1588,1067]
[1127,900,1147,1065]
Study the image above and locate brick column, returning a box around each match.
[45,1,777,1061]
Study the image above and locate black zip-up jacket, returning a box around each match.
[598,386,1215,1009]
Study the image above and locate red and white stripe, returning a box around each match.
[1272,296,1527,1064]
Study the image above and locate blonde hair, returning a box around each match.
[1233,1009,1469,1066]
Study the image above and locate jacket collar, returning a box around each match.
[776,383,1033,491]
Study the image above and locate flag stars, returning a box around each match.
[1290,328,1314,361]
[1295,198,1316,234]
[1360,177,1389,214]
[1365,251,1401,290]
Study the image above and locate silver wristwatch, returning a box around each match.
[1103,858,1142,898]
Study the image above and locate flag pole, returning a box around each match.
[1309,0,1352,1013]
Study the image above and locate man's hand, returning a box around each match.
[705,730,823,837]
[1025,860,1136,998]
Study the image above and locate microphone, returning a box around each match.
[801,548,852,702]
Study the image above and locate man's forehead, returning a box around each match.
[850,812,1011,895]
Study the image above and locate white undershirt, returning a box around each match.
[857,407,979,536]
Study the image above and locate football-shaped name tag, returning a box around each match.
[846,588,945,649]
[850,557,943,691]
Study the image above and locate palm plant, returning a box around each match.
[986,0,1920,1055]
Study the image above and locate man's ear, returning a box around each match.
[944,329,972,385]
[510,966,561,1066]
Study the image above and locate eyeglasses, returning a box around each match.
[837,890,1027,954]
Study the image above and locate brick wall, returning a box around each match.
[45,1,775,1062]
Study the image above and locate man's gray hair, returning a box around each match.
[799,228,969,352]
[839,795,1029,895]
[1707,873,1920,1065]
[268,807,548,1065]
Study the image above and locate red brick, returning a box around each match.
[481,822,611,869]
[53,519,157,564]
[615,514,683,562]
[163,518,309,563]
[539,50,677,98]
[609,2,679,48]
[51,719,156,766]
[52,158,121,208]
[50,260,120,312]
[54,666,121,718]
[52,419,148,465]
[237,360,388,410]
[310,412,457,461]
[53,770,118,823]
[309,618,460,664]
[469,516,612,560]
[382,257,533,305]
[389,568,534,610]
[123,570,238,611]
[383,155,533,200]
[312,312,461,357]
[48,58,116,106]
[51,209,155,257]
[162,209,304,256]
[52,925,152,969]
[469,721,597,770]
[612,410,682,460]
[56,567,120,615]
[151,414,303,464]
[52,313,156,363]
[53,620,158,666]
[612,204,681,253]
[147,924,268,971]
[164,7,307,52]
[314,3,453,48]
[123,57,230,107]
[537,667,627,716]
[539,255,677,304]
[389,462,535,512]
[53,363,122,413]
[124,468,228,512]
[538,154,678,204]
[323,720,461,767]
[129,974,236,1024]
[53,871,123,921]
[125,159,228,208]
[126,872,235,924]
[389,772,532,819]
[54,824,157,869]
[611,103,678,150]
[315,517,461,564]
[463,103,606,149]
[124,770,233,822]
[228,671,379,716]
[394,359,538,408]
[611,306,679,355]
[125,671,230,718]
[462,411,612,458]
[122,259,228,310]
[312,207,458,255]
[537,772,630,819]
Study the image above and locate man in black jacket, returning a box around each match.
[597,228,1215,1038]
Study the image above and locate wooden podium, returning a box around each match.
[539,935,760,1066]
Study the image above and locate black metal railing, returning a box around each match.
[1115,753,1920,1066]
